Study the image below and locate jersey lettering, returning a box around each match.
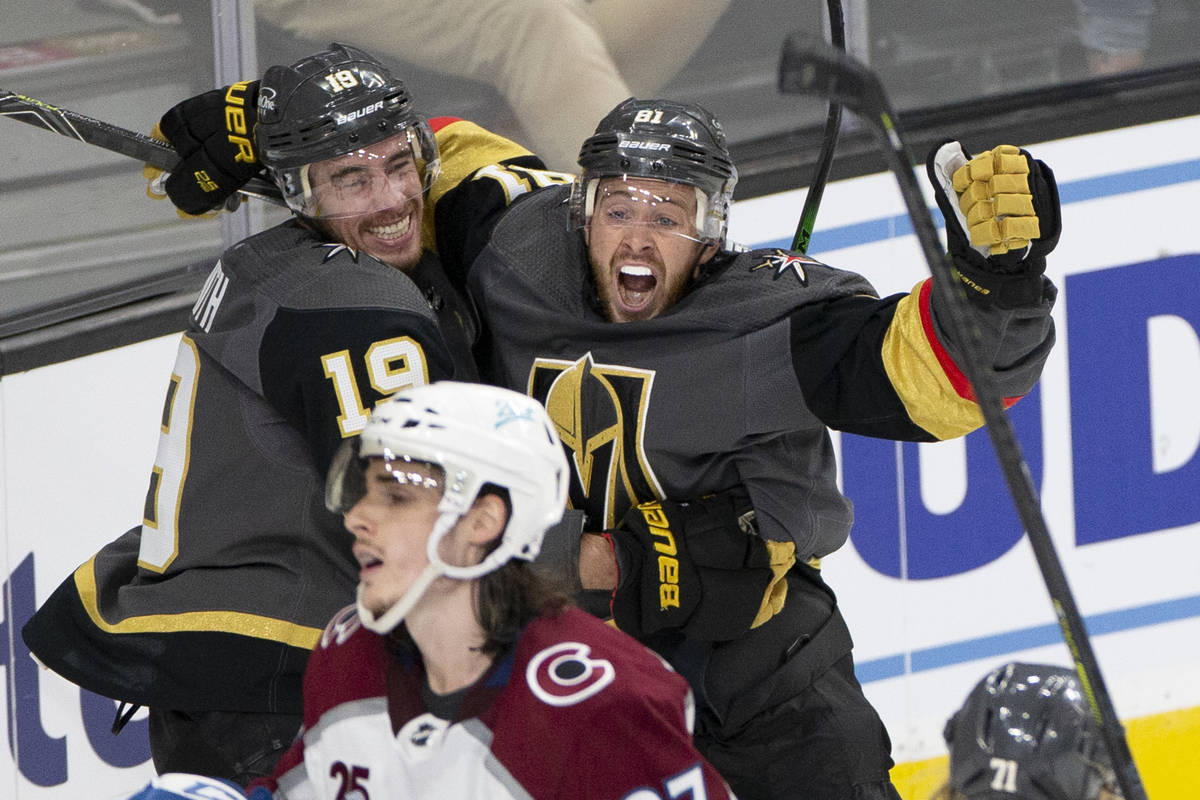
[139,336,200,571]
[529,354,664,528]
[323,336,430,437]
[473,163,574,205]
[330,761,371,800]
[622,765,709,800]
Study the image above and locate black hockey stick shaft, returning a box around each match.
[778,36,1150,800]
[790,0,845,254]
[0,89,283,205]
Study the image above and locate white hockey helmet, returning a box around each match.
[326,382,569,632]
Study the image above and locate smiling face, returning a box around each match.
[585,176,717,322]
[305,133,426,272]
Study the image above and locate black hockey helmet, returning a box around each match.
[255,42,439,217]
[570,97,738,245]
[944,662,1118,800]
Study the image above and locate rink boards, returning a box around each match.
[2,115,1197,798]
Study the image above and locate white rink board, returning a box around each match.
[3,115,1199,797]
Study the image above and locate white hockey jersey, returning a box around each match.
[260,605,732,799]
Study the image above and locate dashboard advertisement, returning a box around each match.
[2,115,1197,798]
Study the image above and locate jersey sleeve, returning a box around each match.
[424,116,574,289]
[259,305,460,475]
[790,276,1056,441]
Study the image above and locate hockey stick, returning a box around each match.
[790,0,845,254]
[0,89,283,205]
[778,35,1150,800]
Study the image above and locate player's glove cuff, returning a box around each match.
[159,80,264,215]
[927,140,1061,308]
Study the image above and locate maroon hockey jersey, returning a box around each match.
[262,605,733,799]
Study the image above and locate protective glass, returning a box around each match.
[279,128,436,219]
[579,176,709,245]
[326,438,444,514]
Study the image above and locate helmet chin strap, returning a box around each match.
[356,562,440,634]
[355,507,513,635]
[356,510,458,635]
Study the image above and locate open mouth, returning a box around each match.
[616,265,657,311]
[355,548,384,577]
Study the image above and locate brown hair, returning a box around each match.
[473,560,571,655]
[471,484,571,655]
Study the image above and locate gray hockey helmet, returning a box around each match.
[570,97,738,244]
[255,42,439,216]
[944,662,1118,800]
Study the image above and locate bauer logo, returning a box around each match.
[619,140,671,152]
[335,100,384,125]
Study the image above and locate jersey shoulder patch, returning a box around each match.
[319,604,362,650]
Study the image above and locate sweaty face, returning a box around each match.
[306,133,425,271]
[342,459,444,617]
[585,176,716,322]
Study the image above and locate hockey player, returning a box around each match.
[424,99,1059,800]
[125,382,735,799]
[939,662,1122,799]
[21,44,484,784]
[137,69,1059,800]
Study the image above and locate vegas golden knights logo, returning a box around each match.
[528,353,664,529]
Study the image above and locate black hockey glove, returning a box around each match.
[156,80,264,215]
[609,488,796,642]
[927,140,1061,308]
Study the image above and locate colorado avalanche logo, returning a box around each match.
[526,642,615,707]
[750,249,823,283]
[320,605,361,648]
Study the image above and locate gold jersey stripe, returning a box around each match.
[881,280,985,440]
[423,117,534,252]
[73,557,322,650]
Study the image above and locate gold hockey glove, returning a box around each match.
[927,140,1061,307]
